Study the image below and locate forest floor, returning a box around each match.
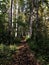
[0,43,41,65]
[10,43,41,65]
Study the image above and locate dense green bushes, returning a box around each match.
[28,38,49,65]
[0,44,17,65]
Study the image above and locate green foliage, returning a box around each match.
[0,44,17,65]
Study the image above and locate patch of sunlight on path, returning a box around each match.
[10,44,25,50]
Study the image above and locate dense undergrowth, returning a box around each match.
[28,39,49,65]
[0,44,17,65]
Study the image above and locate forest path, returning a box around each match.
[11,42,39,65]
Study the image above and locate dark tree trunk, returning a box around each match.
[8,0,13,44]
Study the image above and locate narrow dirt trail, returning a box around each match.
[10,43,38,65]
[16,44,25,49]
